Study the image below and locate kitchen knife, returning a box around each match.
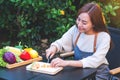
[47,55,50,63]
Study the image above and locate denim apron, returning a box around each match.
[74,33,110,80]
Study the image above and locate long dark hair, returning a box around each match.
[77,2,109,33]
[77,2,113,49]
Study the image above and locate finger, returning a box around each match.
[46,50,52,59]
[50,62,55,67]
[50,59,58,67]
[50,59,55,67]
[50,53,54,59]
[46,53,50,59]
[45,50,49,58]
[54,63,60,67]
[46,49,55,59]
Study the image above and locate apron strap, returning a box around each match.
[74,32,81,47]
[94,33,98,52]
[74,32,98,53]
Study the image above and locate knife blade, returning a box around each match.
[47,55,50,63]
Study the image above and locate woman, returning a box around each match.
[46,2,111,80]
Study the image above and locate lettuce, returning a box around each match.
[0,48,7,67]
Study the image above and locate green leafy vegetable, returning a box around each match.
[0,48,8,67]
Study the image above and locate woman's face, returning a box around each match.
[76,12,94,34]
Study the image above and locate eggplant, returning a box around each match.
[3,52,16,64]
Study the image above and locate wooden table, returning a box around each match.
[0,65,96,80]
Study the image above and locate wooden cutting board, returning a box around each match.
[26,62,63,75]
[6,56,42,69]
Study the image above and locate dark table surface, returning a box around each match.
[0,64,96,80]
[0,54,97,80]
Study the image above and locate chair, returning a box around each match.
[106,27,120,80]
[60,27,120,80]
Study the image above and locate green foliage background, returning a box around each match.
[0,0,76,47]
[0,0,120,50]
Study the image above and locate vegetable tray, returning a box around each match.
[6,56,42,69]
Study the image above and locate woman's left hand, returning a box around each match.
[50,57,68,67]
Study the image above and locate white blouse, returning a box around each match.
[51,25,111,68]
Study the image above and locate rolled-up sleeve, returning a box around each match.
[51,25,77,52]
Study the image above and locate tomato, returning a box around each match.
[29,49,39,58]
[20,51,31,60]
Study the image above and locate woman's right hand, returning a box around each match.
[46,45,57,59]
